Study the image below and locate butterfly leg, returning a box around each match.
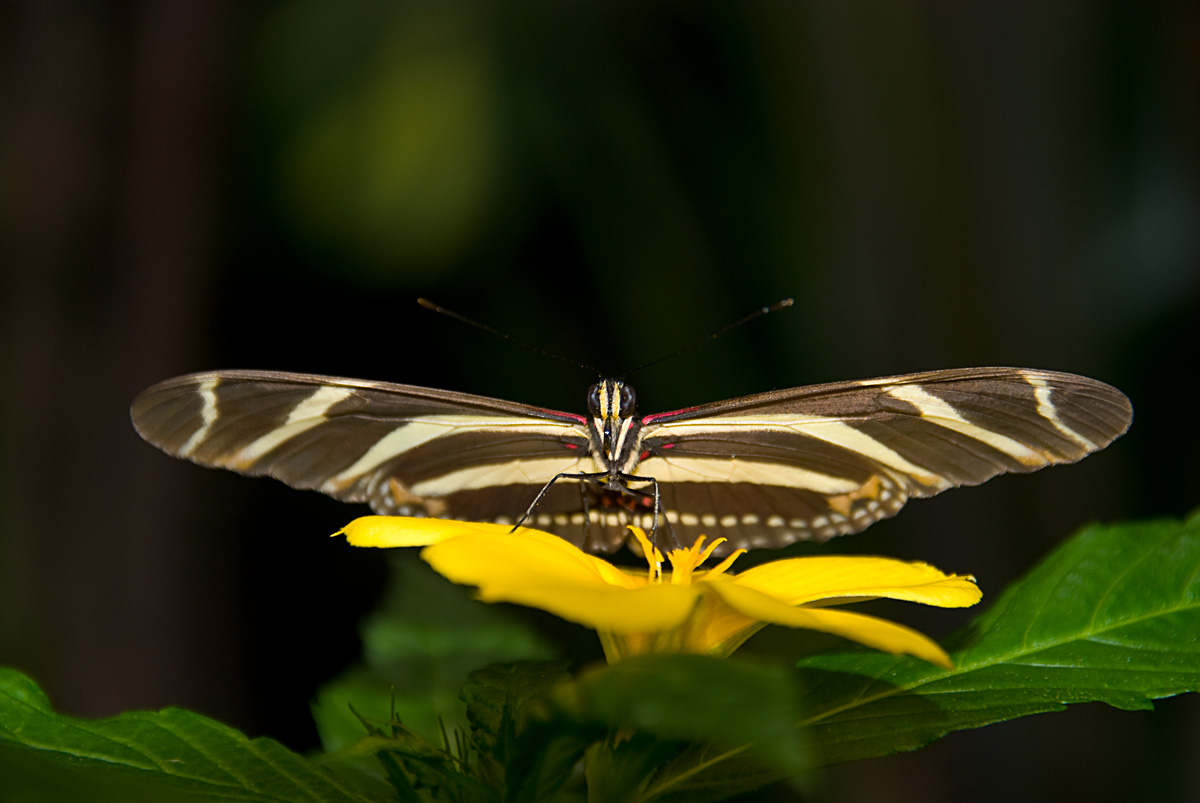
[616,474,680,552]
[644,476,676,551]
[577,480,600,544]
[513,470,608,532]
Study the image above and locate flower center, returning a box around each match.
[627,527,746,586]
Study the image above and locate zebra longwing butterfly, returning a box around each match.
[131,367,1131,554]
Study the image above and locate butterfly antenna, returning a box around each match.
[626,298,794,376]
[418,298,598,375]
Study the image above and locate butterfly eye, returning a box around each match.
[619,384,637,416]
[587,384,602,414]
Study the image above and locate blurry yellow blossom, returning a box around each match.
[337,517,980,669]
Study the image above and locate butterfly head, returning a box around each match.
[587,379,637,418]
[587,379,640,467]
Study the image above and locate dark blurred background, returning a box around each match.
[1,2,1198,801]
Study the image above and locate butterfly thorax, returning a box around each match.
[586,379,644,484]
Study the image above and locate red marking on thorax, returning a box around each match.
[642,407,699,424]
[537,408,588,424]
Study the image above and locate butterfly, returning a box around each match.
[131,366,1131,554]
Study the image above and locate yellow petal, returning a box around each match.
[339,518,640,587]
[681,590,763,653]
[339,518,699,632]
[336,516,518,547]
[479,581,701,633]
[706,580,955,668]
[422,530,643,588]
[421,531,702,630]
[734,555,980,608]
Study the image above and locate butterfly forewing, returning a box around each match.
[634,368,1132,548]
[131,367,1131,554]
[131,371,602,539]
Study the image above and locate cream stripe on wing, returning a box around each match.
[324,417,583,491]
[410,455,592,496]
[785,419,944,487]
[179,377,220,457]
[653,417,943,485]
[1024,374,1096,450]
[886,385,1042,464]
[232,386,355,468]
[635,455,862,494]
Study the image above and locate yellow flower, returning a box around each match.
[337,517,981,669]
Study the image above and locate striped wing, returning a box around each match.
[133,367,1132,555]
[131,370,604,541]
[627,367,1131,551]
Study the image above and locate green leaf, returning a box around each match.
[313,554,553,752]
[559,654,814,802]
[461,661,592,803]
[353,722,492,803]
[621,742,790,803]
[583,736,689,803]
[461,662,572,759]
[795,514,1200,765]
[0,669,395,803]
